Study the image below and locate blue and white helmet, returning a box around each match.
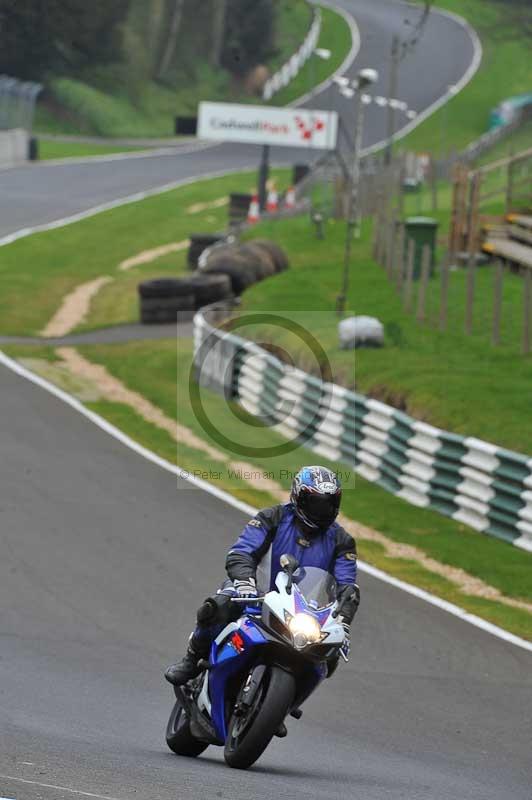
[290,465,342,533]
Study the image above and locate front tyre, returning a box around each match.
[166,697,208,758]
[224,666,295,770]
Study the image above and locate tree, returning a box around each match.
[210,0,227,68]
[156,0,186,80]
[221,0,276,78]
[0,0,131,80]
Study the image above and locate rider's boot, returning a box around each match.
[165,633,209,686]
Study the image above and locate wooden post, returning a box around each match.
[372,203,381,259]
[439,251,450,331]
[430,156,438,213]
[375,209,385,265]
[386,215,396,279]
[491,259,503,346]
[505,147,515,214]
[448,164,464,264]
[523,268,532,355]
[403,237,416,312]
[397,157,405,220]
[416,245,431,322]
[395,223,406,293]
[465,254,476,335]
[465,172,481,335]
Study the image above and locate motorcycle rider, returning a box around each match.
[165,465,360,688]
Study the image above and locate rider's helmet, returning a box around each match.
[290,466,342,533]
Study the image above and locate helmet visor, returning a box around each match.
[300,491,341,527]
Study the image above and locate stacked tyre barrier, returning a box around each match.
[262,9,322,101]
[195,305,532,553]
[188,233,228,270]
[139,240,288,324]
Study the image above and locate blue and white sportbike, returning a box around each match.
[165,555,351,769]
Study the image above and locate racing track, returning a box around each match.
[1,2,531,798]
[1,361,531,800]
[0,0,479,238]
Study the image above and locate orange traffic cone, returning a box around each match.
[247,193,260,224]
[266,187,279,213]
[285,186,296,209]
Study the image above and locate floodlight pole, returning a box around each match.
[384,35,399,165]
[336,68,378,317]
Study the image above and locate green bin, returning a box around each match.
[404,216,438,280]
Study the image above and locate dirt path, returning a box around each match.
[186,197,228,215]
[39,238,190,338]
[54,346,532,616]
[41,277,113,338]
[118,239,189,271]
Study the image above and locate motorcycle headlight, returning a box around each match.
[288,613,321,649]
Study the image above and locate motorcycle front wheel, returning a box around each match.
[166,696,208,758]
[224,665,295,769]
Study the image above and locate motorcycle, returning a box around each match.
[165,555,350,770]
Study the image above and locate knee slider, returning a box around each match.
[196,597,218,624]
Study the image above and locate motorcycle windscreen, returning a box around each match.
[291,566,337,610]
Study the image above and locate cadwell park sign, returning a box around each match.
[198,101,338,150]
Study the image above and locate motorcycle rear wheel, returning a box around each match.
[166,697,208,758]
[224,665,295,769]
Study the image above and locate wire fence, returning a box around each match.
[0,75,42,132]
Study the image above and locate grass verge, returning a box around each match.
[38,139,145,160]
[401,0,531,155]
[0,167,288,336]
[267,6,353,106]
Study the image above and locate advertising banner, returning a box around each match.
[198,101,338,150]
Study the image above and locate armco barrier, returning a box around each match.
[263,9,322,101]
[0,128,29,168]
[195,304,532,554]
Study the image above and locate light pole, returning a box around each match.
[337,67,379,317]
[384,35,399,165]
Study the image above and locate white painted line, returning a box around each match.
[0,349,531,655]
[0,165,254,248]
[288,0,360,108]
[0,774,122,800]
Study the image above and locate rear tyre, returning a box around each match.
[224,666,295,770]
[166,698,208,758]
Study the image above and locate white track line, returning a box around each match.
[0,349,530,654]
[0,774,123,800]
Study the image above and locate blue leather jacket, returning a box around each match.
[226,503,357,594]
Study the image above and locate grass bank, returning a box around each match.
[402,0,531,155]
[267,6,353,106]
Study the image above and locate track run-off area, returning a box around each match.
[1,2,531,799]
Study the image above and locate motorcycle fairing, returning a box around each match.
[208,617,267,741]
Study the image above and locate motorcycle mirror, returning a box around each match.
[280,554,298,595]
[280,554,299,574]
